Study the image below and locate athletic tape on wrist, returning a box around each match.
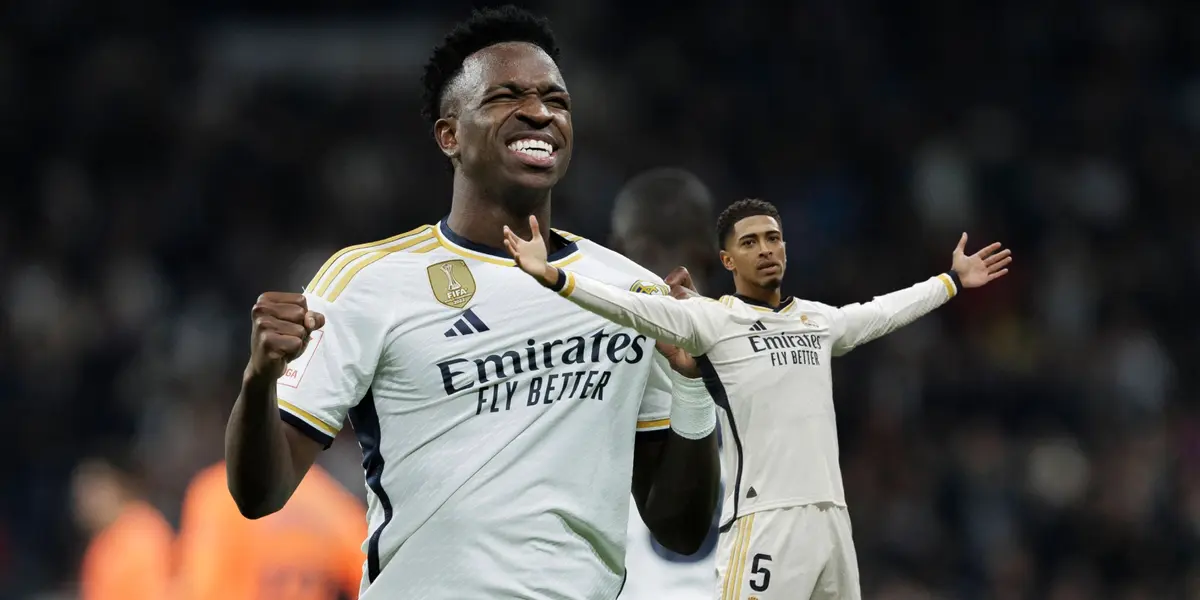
[668,372,716,440]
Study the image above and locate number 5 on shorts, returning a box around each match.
[749,553,772,592]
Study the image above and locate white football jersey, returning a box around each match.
[276,221,693,600]
[552,268,959,528]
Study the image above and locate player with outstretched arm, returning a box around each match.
[503,199,1011,600]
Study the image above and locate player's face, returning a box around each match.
[721,215,786,290]
[436,42,573,191]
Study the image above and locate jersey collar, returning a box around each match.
[436,219,581,266]
[733,293,796,313]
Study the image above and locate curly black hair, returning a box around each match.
[420,5,561,125]
[715,198,782,249]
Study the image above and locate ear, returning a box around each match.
[719,250,735,272]
[434,117,459,159]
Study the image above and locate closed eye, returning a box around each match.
[486,92,517,103]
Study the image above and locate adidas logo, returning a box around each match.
[747,487,758,499]
[444,308,490,337]
[749,320,766,331]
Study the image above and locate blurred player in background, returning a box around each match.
[612,167,721,600]
[175,460,365,600]
[71,452,173,600]
[223,6,720,599]
[609,167,720,293]
[503,198,1012,599]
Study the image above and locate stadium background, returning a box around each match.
[2,0,1198,598]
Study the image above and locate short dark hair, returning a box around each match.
[420,5,561,125]
[715,198,782,249]
[612,168,714,245]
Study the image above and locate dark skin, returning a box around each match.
[226,42,719,554]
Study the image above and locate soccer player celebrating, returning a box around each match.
[503,199,1012,599]
[224,6,720,599]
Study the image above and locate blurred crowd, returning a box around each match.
[2,0,1199,598]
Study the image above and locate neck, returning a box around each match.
[447,172,553,249]
[734,278,783,307]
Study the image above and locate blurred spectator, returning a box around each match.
[175,462,366,600]
[71,454,173,600]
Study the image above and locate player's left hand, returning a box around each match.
[503,216,555,286]
[951,232,1012,289]
[657,266,701,378]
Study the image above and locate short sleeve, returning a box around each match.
[636,353,674,434]
[277,284,389,448]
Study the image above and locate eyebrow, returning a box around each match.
[483,82,569,95]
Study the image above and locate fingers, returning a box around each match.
[258,292,307,310]
[529,214,541,239]
[989,268,1009,281]
[306,311,326,330]
[254,314,308,339]
[989,255,1013,273]
[669,284,699,300]
[974,242,1003,259]
[664,266,695,290]
[956,232,968,254]
[984,248,1011,266]
[262,332,304,360]
[252,297,308,324]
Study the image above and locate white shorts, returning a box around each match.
[714,503,861,600]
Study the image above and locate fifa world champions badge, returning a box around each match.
[428,259,477,308]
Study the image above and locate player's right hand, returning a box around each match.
[247,292,325,381]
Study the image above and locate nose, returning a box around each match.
[516,97,553,127]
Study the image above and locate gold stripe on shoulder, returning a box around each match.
[411,239,442,253]
[553,228,583,242]
[312,228,435,296]
[306,225,433,292]
[323,238,435,302]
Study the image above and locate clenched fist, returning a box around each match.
[247,292,325,381]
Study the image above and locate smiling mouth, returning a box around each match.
[507,138,557,168]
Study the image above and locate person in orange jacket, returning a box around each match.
[72,453,174,600]
[175,460,366,600]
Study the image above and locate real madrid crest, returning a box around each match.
[629,280,670,296]
[428,259,476,308]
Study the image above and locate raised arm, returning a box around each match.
[226,292,326,518]
[833,233,1012,355]
[503,218,724,355]
[227,266,388,518]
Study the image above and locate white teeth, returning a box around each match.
[507,139,554,156]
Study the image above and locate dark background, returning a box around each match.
[1,0,1197,598]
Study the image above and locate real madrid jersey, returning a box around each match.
[550,268,959,528]
[275,221,694,600]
